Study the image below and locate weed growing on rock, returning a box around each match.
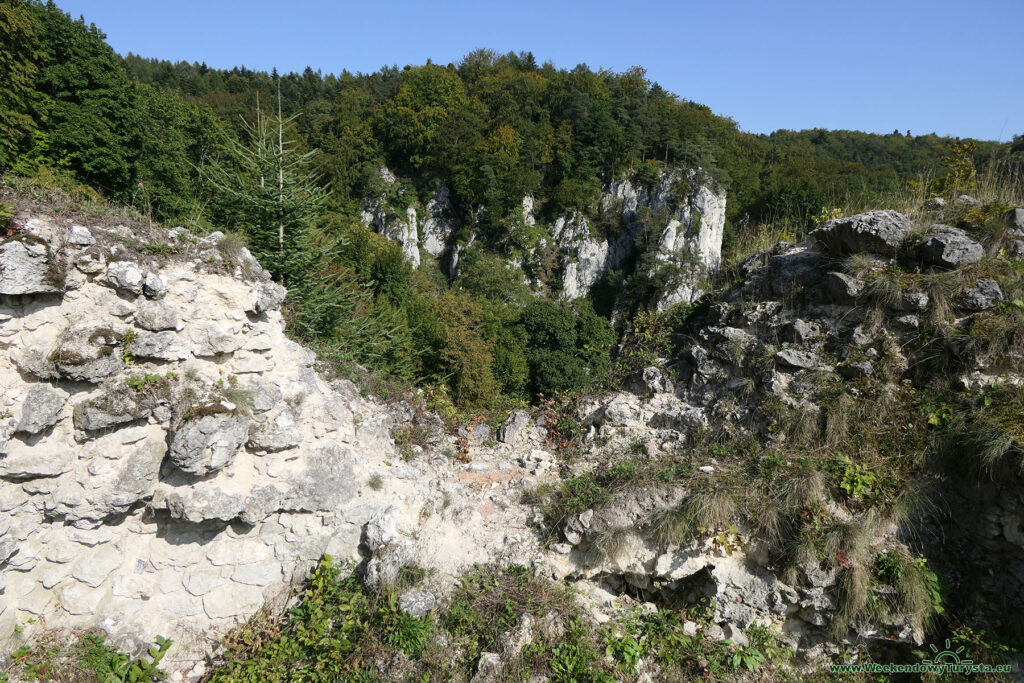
[2,630,170,682]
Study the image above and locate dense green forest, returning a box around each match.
[2,0,1021,413]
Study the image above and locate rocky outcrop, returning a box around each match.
[0,212,401,677]
[555,170,726,304]
[360,168,458,270]
[0,207,547,679]
[360,167,421,268]
[6,197,1021,678]
[359,167,726,306]
[811,210,910,254]
[419,185,458,257]
[960,277,1003,311]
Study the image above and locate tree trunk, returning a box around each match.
[277,82,284,255]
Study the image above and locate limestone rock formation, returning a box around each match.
[918,225,984,268]
[811,209,910,254]
[0,238,62,295]
[0,208,547,679]
[4,200,1023,680]
[359,166,726,306]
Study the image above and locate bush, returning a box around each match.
[210,555,434,682]
[520,299,615,399]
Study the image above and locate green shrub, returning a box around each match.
[210,555,435,682]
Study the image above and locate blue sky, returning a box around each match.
[56,0,1024,140]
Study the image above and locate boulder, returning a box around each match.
[15,385,69,434]
[142,272,166,298]
[499,411,532,445]
[1008,207,1024,236]
[135,300,179,331]
[104,261,144,295]
[955,194,981,208]
[472,422,491,442]
[51,325,123,383]
[0,239,62,295]
[923,197,947,210]
[822,271,865,304]
[73,390,153,432]
[811,210,910,254]
[960,278,1003,311]
[399,590,437,618]
[250,281,287,314]
[68,225,95,246]
[169,412,250,475]
[775,349,819,370]
[918,226,983,268]
[781,319,821,344]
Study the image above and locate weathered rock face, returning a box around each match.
[359,167,726,306]
[0,238,62,295]
[360,167,421,268]
[555,170,726,304]
[811,210,910,255]
[360,169,460,270]
[419,185,458,257]
[0,209,549,680]
[0,213,400,677]
[551,212,621,301]
[917,225,984,268]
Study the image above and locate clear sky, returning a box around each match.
[55,0,1024,141]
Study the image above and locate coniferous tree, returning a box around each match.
[204,87,328,285]
[0,0,41,169]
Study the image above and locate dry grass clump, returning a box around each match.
[649,487,737,547]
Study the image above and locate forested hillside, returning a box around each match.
[2,0,1022,413]
[120,52,1015,233]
